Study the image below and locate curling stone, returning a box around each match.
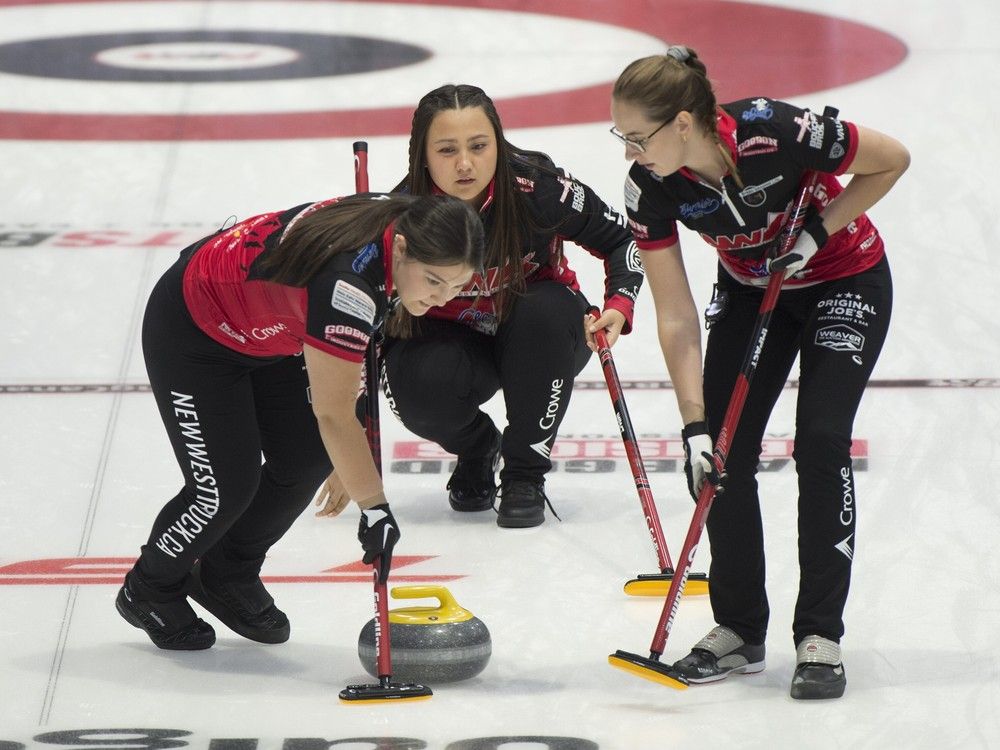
[358,585,491,683]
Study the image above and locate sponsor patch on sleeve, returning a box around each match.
[624,175,641,213]
[324,324,371,352]
[330,279,376,324]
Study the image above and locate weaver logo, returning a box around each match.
[816,324,865,352]
[0,557,462,585]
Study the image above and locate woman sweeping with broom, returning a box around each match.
[608,46,908,699]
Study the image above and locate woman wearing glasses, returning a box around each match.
[317,84,644,528]
[610,47,908,698]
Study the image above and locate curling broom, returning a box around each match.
[587,306,708,597]
[339,140,432,703]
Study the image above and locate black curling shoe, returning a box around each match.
[115,571,215,651]
[188,561,290,644]
[447,429,502,512]
[496,479,550,528]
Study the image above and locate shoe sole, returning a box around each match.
[790,682,846,700]
[683,659,766,684]
[448,491,497,512]
[496,515,544,528]
[115,592,215,651]
[790,664,846,699]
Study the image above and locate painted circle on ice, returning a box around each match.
[96,42,304,73]
[0,0,908,140]
[0,31,429,82]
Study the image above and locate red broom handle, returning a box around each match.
[647,166,824,657]
[589,310,673,573]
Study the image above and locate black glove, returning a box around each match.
[358,503,400,583]
[681,421,724,502]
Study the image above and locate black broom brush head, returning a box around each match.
[339,681,433,703]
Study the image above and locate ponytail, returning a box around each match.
[614,47,742,187]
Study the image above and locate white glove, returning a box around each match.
[681,421,719,502]
[768,214,828,279]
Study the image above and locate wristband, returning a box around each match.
[802,213,829,249]
[682,421,709,440]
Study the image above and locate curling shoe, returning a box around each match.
[447,429,502,512]
[672,625,766,683]
[115,570,215,651]
[790,635,846,700]
[496,479,553,528]
[188,561,290,644]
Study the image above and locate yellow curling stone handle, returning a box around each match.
[388,585,474,624]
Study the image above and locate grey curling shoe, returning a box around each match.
[790,635,846,699]
[672,625,766,683]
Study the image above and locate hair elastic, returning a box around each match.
[666,45,691,63]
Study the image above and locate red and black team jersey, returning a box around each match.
[425,156,645,334]
[181,196,393,362]
[624,98,885,287]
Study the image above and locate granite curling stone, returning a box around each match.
[358,585,491,683]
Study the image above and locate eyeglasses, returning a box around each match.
[609,117,674,153]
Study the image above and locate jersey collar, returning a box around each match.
[717,107,738,162]
[678,107,739,184]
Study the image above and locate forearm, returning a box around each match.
[314,412,385,509]
[819,127,910,235]
[819,170,905,235]
[658,316,705,425]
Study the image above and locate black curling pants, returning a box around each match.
[702,256,892,647]
[382,281,592,484]
[135,249,331,593]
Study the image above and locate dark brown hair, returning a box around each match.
[259,194,484,289]
[396,84,553,322]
